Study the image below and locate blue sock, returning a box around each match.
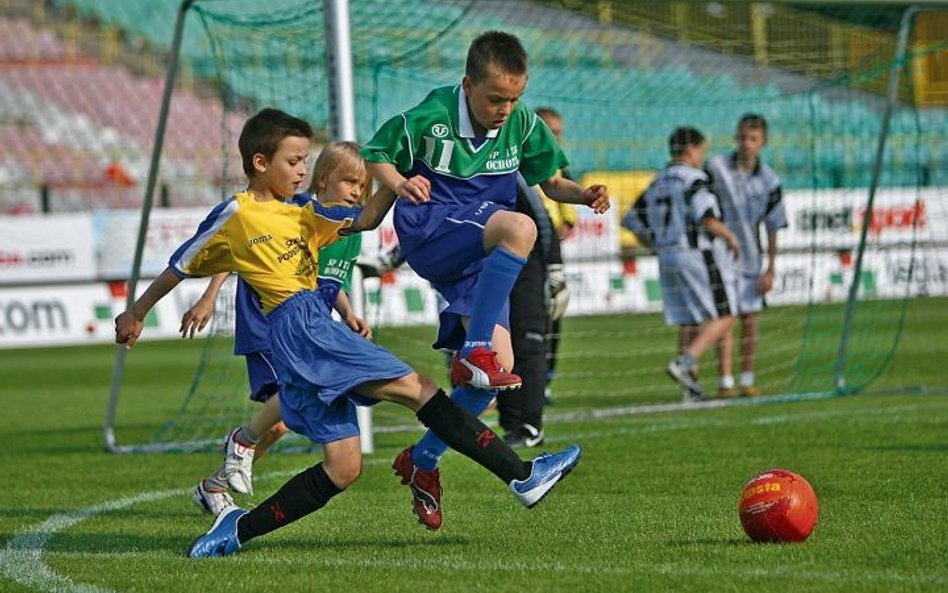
[411,385,498,470]
[460,247,527,357]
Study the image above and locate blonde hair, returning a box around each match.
[307,141,371,203]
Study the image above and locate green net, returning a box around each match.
[70,0,947,451]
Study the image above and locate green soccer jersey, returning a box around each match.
[318,233,362,294]
[362,85,567,250]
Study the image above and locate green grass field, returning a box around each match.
[1,299,946,592]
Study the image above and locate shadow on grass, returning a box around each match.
[35,532,471,556]
[666,537,752,547]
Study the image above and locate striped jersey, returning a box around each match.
[708,152,787,276]
[361,85,566,254]
[169,191,360,314]
[623,163,722,252]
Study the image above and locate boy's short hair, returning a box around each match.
[466,31,527,83]
[669,127,705,157]
[238,108,314,177]
[737,113,768,135]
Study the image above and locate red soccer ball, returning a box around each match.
[738,468,819,543]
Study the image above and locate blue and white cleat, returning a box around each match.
[509,444,582,508]
[188,506,246,558]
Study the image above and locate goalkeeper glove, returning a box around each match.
[547,263,570,321]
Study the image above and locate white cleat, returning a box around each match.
[193,480,235,516]
[223,428,255,495]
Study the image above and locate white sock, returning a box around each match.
[720,375,735,389]
[740,372,755,388]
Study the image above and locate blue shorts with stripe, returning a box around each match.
[397,200,511,351]
[267,290,413,444]
[245,351,279,403]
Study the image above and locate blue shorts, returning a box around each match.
[399,200,511,351]
[267,290,413,444]
[245,351,279,403]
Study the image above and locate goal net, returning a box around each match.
[96,0,946,452]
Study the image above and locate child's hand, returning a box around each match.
[180,296,215,338]
[726,235,742,260]
[345,314,373,339]
[758,268,775,294]
[584,185,610,214]
[397,175,431,204]
[115,311,143,350]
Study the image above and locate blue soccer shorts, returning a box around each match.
[400,200,512,350]
[245,351,279,403]
[267,290,413,444]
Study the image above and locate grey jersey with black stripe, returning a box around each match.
[623,163,721,253]
[708,153,787,276]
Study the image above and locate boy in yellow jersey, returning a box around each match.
[115,108,582,558]
[182,142,374,515]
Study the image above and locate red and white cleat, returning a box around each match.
[392,447,443,531]
[450,347,522,391]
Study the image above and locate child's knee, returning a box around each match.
[323,456,362,488]
[376,372,439,410]
[509,213,537,245]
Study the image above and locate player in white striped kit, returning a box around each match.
[623,127,740,401]
[708,114,787,397]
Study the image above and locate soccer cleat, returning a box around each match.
[192,479,235,516]
[667,355,704,399]
[223,428,255,495]
[740,385,762,397]
[392,446,443,531]
[356,246,404,278]
[509,444,582,509]
[682,388,706,404]
[503,424,545,449]
[188,506,247,558]
[717,387,737,398]
[450,347,522,391]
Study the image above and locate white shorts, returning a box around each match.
[734,273,765,315]
[658,248,735,326]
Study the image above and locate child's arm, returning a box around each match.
[179,272,229,338]
[366,162,431,204]
[760,231,778,294]
[114,267,184,349]
[703,216,741,259]
[539,175,610,214]
[333,289,372,339]
[348,186,398,233]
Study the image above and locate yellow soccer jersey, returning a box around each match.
[169,191,360,313]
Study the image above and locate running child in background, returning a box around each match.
[622,127,740,401]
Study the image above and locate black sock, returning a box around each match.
[236,462,342,543]
[416,390,530,483]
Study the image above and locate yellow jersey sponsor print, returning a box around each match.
[170,191,359,313]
